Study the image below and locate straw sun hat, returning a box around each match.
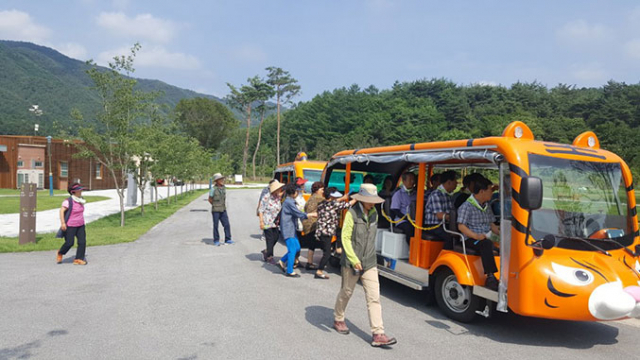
[351,183,384,204]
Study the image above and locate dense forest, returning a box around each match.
[223,79,640,179]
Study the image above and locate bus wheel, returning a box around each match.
[434,268,480,323]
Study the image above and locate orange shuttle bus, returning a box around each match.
[274,152,326,200]
[322,121,640,322]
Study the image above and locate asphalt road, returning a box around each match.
[1,189,639,360]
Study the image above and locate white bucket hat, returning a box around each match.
[351,183,384,204]
[213,173,224,182]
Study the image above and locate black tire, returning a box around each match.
[424,286,437,307]
[434,268,481,323]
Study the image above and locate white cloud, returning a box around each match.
[569,63,608,83]
[56,42,88,60]
[229,44,267,63]
[96,12,176,43]
[557,20,610,45]
[0,10,51,43]
[476,80,499,87]
[98,45,201,70]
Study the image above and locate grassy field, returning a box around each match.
[0,193,110,214]
[0,189,208,253]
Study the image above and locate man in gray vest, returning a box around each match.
[333,183,397,348]
[209,173,233,246]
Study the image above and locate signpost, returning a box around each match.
[19,183,37,245]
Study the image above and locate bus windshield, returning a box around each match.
[529,154,633,248]
[303,169,323,193]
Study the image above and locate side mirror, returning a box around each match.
[520,176,543,210]
[541,234,556,250]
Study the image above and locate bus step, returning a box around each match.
[377,266,426,290]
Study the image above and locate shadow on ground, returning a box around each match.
[304,305,373,345]
[376,277,619,349]
[0,329,68,359]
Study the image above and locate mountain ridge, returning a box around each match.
[0,40,267,135]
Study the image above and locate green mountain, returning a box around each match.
[0,40,247,135]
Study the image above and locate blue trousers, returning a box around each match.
[282,237,301,274]
[212,211,232,242]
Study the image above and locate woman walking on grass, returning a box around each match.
[56,183,88,265]
[278,183,316,277]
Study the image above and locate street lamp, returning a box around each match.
[47,136,53,197]
[29,105,53,196]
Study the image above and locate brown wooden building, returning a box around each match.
[0,135,118,190]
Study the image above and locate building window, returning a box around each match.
[33,160,43,168]
[60,161,68,178]
[17,160,24,167]
[95,163,102,179]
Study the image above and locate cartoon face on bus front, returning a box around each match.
[538,256,640,320]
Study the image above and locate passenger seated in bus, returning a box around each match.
[453,173,486,209]
[424,173,441,200]
[390,172,417,244]
[363,174,375,184]
[423,170,458,248]
[456,177,500,291]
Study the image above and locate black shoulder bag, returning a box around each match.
[55,197,74,239]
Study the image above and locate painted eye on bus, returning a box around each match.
[635,260,640,274]
[551,262,594,286]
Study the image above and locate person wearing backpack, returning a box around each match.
[209,173,233,246]
[56,183,88,265]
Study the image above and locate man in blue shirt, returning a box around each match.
[390,172,416,244]
[457,177,500,290]
[423,170,458,248]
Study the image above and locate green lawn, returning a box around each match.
[0,194,110,214]
[0,189,208,253]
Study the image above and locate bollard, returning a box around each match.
[19,183,37,245]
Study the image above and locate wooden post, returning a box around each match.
[19,183,37,245]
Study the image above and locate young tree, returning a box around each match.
[76,43,155,226]
[250,78,275,180]
[266,67,301,164]
[174,97,238,150]
[226,77,259,178]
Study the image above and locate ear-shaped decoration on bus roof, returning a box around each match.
[572,131,600,150]
[295,152,308,161]
[502,121,534,140]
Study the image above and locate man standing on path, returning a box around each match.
[209,173,233,246]
[333,183,397,348]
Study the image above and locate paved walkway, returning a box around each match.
[0,185,206,237]
[0,189,639,359]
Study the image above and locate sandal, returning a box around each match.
[277,260,286,273]
[314,273,329,279]
[286,272,300,278]
[306,263,318,270]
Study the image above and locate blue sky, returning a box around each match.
[1,1,639,101]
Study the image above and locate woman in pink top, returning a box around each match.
[56,183,88,265]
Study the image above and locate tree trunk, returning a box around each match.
[118,190,125,227]
[242,104,252,179]
[155,181,159,211]
[174,183,177,203]
[139,183,145,215]
[276,91,281,165]
[252,108,265,181]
